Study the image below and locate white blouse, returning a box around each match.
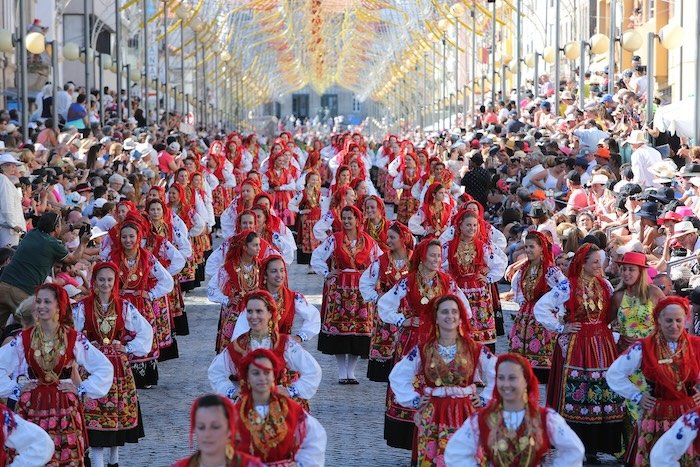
[388,344,496,408]
[204,238,280,279]
[72,300,154,357]
[533,276,610,334]
[252,404,327,467]
[208,336,322,401]
[310,234,382,278]
[444,408,586,466]
[232,290,321,342]
[358,257,408,304]
[439,224,508,253]
[2,405,55,466]
[649,410,699,467]
[377,276,472,327]
[152,238,187,276]
[312,211,336,242]
[511,266,568,306]
[0,331,114,401]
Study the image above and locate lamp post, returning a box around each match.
[84,0,92,93]
[515,0,522,116]
[163,0,169,118]
[123,64,132,118]
[646,24,684,128]
[24,34,62,135]
[442,32,447,130]
[553,0,561,115]
[608,0,616,95]
[115,0,122,119]
[97,53,105,125]
[142,0,149,125]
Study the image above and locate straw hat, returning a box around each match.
[670,221,698,239]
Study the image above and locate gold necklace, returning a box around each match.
[417,269,438,305]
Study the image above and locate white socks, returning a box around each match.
[346,355,359,379]
[89,448,105,467]
[108,447,119,465]
[336,355,348,379]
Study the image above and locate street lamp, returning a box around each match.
[646,24,684,127]
[577,34,610,110]
[525,51,544,98]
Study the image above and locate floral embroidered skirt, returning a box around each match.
[169,281,190,336]
[152,295,178,362]
[82,345,144,447]
[633,397,698,467]
[19,385,86,466]
[458,276,496,345]
[273,190,295,227]
[396,193,419,225]
[216,302,242,353]
[367,316,399,382]
[382,172,398,204]
[211,185,230,217]
[415,395,475,466]
[296,213,321,264]
[547,322,623,455]
[317,271,373,357]
[507,301,556,382]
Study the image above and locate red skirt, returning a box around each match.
[456,274,495,345]
[273,190,295,226]
[319,271,373,337]
[383,173,398,204]
[297,213,321,255]
[19,385,86,466]
[415,394,475,466]
[153,295,174,352]
[211,185,230,217]
[216,302,242,353]
[546,322,624,425]
[396,193,419,225]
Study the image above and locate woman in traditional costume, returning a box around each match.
[202,140,236,225]
[73,262,153,467]
[0,284,113,466]
[389,295,496,466]
[508,231,568,382]
[311,205,381,384]
[607,296,700,466]
[233,349,326,466]
[263,147,299,226]
[0,402,54,465]
[220,178,261,239]
[363,195,390,253]
[251,202,296,265]
[289,171,324,266]
[207,230,262,352]
[172,394,262,467]
[534,243,624,462]
[208,291,321,408]
[389,152,420,225]
[359,222,413,382]
[377,239,470,451]
[408,182,453,239]
[312,185,356,242]
[232,254,320,343]
[109,214,174,388]
[444,353,585,466]
[442,210,507,350]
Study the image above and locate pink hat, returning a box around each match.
[675,206,694,218]
[559,145,572,156]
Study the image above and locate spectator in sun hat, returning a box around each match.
[158,141,181,176]
[0,153,26,248]
[627,129,663,188]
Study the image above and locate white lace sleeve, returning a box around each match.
[284,339,322,400]
[123,300,154,357]
[148,257,174,300]
[312,211,334,242]
[220,203,238,240]
[288,192,302,213]
[388,345,421,407]
[444,414,480,467]
[359,260,380,303]
[4,408,55,466]
[73,333,114,399]
[606,342,644,402]
[377,279,409,326]
[533,273,571,333]
[208,350,238,399]
[294,413,327,467]
[163,240,186,276]
[172,214,193,258]
[485,245,507,283]
[205,244,225,278]
[408,210,427,236]
[310,235,335,278]
[511,270,525,305]
[293,292,321,342]
[546,408,586,464]
[207,269,230,306]
[477,346,497,402]
[650,411,699,467]
[0,337,25,399]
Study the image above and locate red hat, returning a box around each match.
[596,147,611,159]
[657,211,683,225]
[531,189,546,201]
[470,139,480,150]
[616,251,649,268]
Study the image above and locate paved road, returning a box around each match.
[122,249,621,466]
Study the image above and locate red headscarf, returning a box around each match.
[330,185,353,210]
[332,165,352,193]
[149,185,166,202]
[188,171,206,203]
[420,182,451,234]
[82,262,125,341]
[397,153,416,176]
[110,214,152,291]
[117,200,139,218]
[447,210,486,273]
[332,205,374,270]
[145,198,174,241]
[206,141,227,181]
[389,221,415,253]
[187,394,240,449]
[242,289,280,343]
[253,201,283,234]
[236,209,258,233]
[640,296,700,401]
[519,231,555,301]
[168,182,194,229]
[35,283,72,326]
[478,353,551,465]
[418,294,473,344]
[409,238,440,272]
[566,243,611,320]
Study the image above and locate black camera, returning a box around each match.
[79,223,92,238]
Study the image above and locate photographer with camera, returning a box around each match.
[0,211,91,330]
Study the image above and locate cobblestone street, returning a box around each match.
[122,242,619,466]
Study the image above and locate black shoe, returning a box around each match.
[346,378,360,385]
[338,379,349,385]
